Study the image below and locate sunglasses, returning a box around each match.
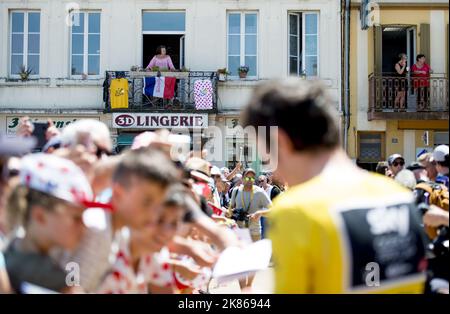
[393,161,405,167]
[244,177,255,182]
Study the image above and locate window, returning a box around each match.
[10,11,40,76]
[70,12,101,76]
[227,12,258,77]
[434,132,449,146]
[288,12,319,77]
[358,132,385,162]
[142,12,185,33]
[141,12,186,69]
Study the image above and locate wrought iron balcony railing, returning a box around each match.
[104,71,218,112]
[368,74,448,120]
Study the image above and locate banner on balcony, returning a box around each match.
[143,76,176,99]
[194,79,213,110]
[110,78,129,109]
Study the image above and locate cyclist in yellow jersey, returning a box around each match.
[240,79,428,294]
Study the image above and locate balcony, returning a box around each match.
[368,74,448,120]
[104,71,218,112]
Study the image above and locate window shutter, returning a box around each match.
[374,25,382,75]
[419,24,430,64]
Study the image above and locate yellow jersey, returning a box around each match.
[269,167,427,294]
[110,78,129,109]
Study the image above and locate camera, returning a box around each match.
[231,208,249,223]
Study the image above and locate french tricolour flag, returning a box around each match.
[143,77,176,99]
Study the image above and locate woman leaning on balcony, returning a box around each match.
[394,53,408,110]
[146,45,176,71]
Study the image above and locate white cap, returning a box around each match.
[20,153,94,207]
[210,166,221,176]
[61,119,112,152]
[433,145,449,162]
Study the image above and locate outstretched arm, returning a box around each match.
[167,56,176,70]
[146,56,156,69]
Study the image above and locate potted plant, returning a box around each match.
[19,65,33,81]
[300,69,307,80]
[217,68,230,81]
[238,66,249,79]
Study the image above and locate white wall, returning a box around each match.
[430,10,446,74]
[356,23,386,131]
[0,0,341,111]
[403,130,416,165]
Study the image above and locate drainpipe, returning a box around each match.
[343,0,351,153]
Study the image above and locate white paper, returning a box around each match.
[233,228,253,245]
[212,239,272,284]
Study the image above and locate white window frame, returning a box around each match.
[227,11,259,79]
[141,11,186,69]
[288,13,301,76]
[9,10,40,78]
[69,11,101,78]
[142,11,186,35]
[287,11,320,77]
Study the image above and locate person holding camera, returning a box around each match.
[227,168,271,291]
[228,168,271,242]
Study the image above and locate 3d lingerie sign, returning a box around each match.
[112,113,208,129]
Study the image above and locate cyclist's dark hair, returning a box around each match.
[240,79,340,153]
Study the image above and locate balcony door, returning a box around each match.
[142,34,184,69]
[375,26,417,110]
[380,26,416,74]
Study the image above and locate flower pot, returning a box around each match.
[218,73,227,81]
[239,72,248,79]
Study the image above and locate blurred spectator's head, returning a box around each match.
[416,54,426,63]
[220,167,230,177]
[231,174,243,188]
[375,161,389,176]
[388,154,405,177]
[61,119,112,158]
[111,148,178,231]
[211,166,222,184]
[258,175,268,188]
[433,145,449,175]
[394,169,417,191]
[7,154,93,250]
[135,184,188,253]
[406,162,428,183]
[418,152,438,181]
[243,168,257,188]
[1,136,36,232]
